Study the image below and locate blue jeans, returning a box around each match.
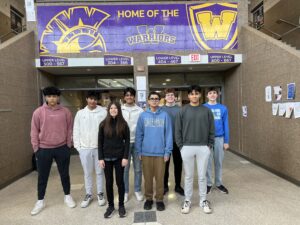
[123,143,142,193]
[206,137,224,187]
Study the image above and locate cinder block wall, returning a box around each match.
[225,26,300,184]
[0,31,38,188]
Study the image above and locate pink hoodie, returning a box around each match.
[30,103,73,152]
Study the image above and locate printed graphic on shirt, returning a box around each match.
[211,109,221,120]
[144,118,165,127]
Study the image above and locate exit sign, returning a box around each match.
[189,54,201,62]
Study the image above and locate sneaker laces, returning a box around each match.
[203,200,210,208]
[183,200,191,208]
[98,193,104,200]
[84,194,92,201]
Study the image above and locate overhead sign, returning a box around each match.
[37,3,238,54]
[208,53,235,63]
[40,56,68,67]
[104,55,132,65]
[154,54,181,65]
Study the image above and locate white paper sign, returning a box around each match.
[136,76,146,90]
[294,102,300,118]
[242,106,247,117]
[278,103,286,116]
[137,90,146,102]
[25,0,36,21]
[285,102,294,118]
[265,86,272,102]
[272,103,279,116]
[273,86,282,101]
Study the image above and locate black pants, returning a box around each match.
[104,159,125,208]
[164,142,182,188]
[35,145,71,200]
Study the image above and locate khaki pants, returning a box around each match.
[142,156,165,201]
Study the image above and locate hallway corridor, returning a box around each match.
[0,151,299,225]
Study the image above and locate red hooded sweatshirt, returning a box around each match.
[30,103,73,152]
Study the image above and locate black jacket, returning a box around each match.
[98,119,130,160]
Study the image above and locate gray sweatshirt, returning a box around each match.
[175,104,215,149]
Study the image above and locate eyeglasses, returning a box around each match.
[149,98,160,101]
[125,94,134,97]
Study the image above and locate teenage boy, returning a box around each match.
[135,91,173,211]
[161,88,184,196]
[175,85,215,214]
[30,86,76,216]
[204,87,229,194]
[73,91,107,208]
[122,87,144,202]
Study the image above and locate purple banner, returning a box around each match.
[208,53,235,63]
[104,55,131,65]
[40,56,68,66]
[37,3,238,54]
[155,54,181,65]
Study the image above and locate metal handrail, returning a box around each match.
[0,25,27,43]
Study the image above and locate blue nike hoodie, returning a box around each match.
[135,107,173,157]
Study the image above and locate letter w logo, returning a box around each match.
[196,11,237,40]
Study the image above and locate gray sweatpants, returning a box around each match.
[79,148,105,195]
[181,145,211,205]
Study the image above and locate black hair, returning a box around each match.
[148,91,161,100]
[123,87,136,97]
[206,87,219,94]
[42,86,61,96]
[101,101,127,138]
[187,85,201,95]
[86,90,99,99]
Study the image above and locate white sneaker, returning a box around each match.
[80,194,92,208]
[64,195,76,208]
[181,200,191,214]
[31,200,45,216]
[97,192,106,206]
[134,191,144,201]
[124,193,129,203]
[201,200,212,214]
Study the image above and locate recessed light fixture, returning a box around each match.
[86,68,91,72]
[162,83,166,85]
[166,79,171,82]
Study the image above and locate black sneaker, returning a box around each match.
[104,206,115,218]
[175,186,184,196]
[207,186,212,194]
[144,200,153,210]
[163,186,169,195]
[216,185,229,194]
[156,201,165,211]
[118,206,127,218]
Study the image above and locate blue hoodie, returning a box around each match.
[135,107,173,157]
[203,103,229,144]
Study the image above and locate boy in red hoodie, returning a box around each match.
[30,86,76,215]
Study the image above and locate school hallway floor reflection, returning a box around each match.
[0,151,299,225]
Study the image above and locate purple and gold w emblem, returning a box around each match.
[187,3,238,50]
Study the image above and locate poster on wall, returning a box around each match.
[287,83,296,100]
[272,103,279,116]
[242,106,247,117]
[278,103,286,116]
[265,86,272,102]
[36,3,238,54]
[273,86,282,101]
[285,103,294,118]
[293,102,300,118]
